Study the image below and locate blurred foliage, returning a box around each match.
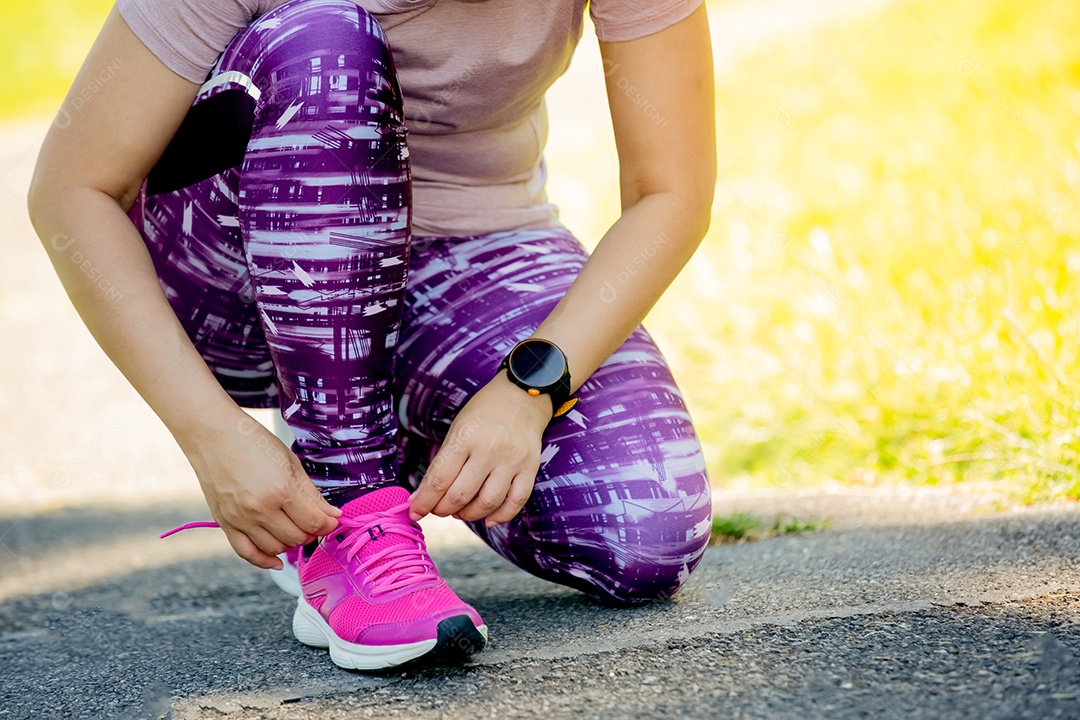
[4,0,1078,503]
[648,0,1080,502]
[710,512,762,542]
[709,512,828,544]
[0,1,114,119]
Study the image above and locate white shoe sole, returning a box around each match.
[291,597,488,670]
[268,553,302,598]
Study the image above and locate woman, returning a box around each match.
[28,0,717,671]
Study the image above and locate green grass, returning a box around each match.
[646,0,1080,504]
[710,512,763,541]
[5,0,1078,504]
[0,1,114,119]
[709,513,829,544]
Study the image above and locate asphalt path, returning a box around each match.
[1,500,1077,719]
[3,0,1077,717]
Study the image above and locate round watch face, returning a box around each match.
[508,341,565,388]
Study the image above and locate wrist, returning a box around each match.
[170,398,251,457]
[491,368,555,422]
[496,337,577,420]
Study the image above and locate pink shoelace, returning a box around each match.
[160,521,221,538]
[159,499,438,596]
[338,500,440,595]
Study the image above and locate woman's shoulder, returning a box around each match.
[588,0,704,43]
[116,0,273,83]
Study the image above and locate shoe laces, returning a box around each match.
[335,499,441,597]
[161,521,220,538]
[158,500,441,597]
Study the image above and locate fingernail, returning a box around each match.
[409,511,422,522]
[485,519,496,528]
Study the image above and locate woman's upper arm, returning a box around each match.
[29,4,200,214]
[598,4,717,226]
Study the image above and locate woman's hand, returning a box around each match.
[23,7,344,572]
[182,413,342,569]
[408,370,551,528]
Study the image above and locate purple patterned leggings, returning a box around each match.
[128,0,713,607]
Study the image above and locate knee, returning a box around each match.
[577,510,713,608]
[591,549,709,608]
[236,0,396,94]
[225,0,404,131]
[251,0,387,47]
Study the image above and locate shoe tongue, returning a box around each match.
[337,486,424,585]
[340,486,412,520]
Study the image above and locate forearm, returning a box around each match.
[531,4,716,400]
[530,190,710,394]
[28,188,247,455]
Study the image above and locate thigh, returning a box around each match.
[505,322,714,605]
[393,228,593,441]
[129,0,409,414]
[130,168,279,409]
[394,227,713,605]
[390,227,562,493]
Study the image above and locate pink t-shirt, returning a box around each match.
[117,0,703,237]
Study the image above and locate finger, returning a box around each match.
[484,470,537,527]
[223,526,282,570]
[247,525,289,559]
[453,466,515,523]
[263,509,314,548]
[283,483,340,537]
[312,487,343,518]
[289,462,343,519]
[432,453,490,518]
[410,440,469,521]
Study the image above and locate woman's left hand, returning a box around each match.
[408,370,552,527]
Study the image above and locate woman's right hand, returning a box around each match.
[24,5,343,570]
[25,5,344,570]
[181,413,342,570]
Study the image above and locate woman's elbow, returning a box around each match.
[677,180,716,242]
[26,166,57,238]
[26,142,73,233]
[26,156,136,239]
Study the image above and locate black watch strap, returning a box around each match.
[548,374,577,418]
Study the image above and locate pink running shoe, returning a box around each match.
[269,546,302,598]
[290,486,488,670]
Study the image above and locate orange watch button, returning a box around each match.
[528,388,540,396]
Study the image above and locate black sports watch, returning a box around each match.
[497,338,578,419]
